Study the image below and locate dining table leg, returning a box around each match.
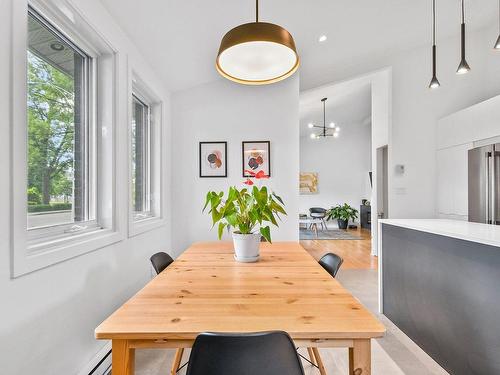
[112,339,135,375]
[311,347,327,375]
[349,339,371,375]
[171,348,184,375]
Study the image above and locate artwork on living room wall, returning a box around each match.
[242,141,271,177]
[300,172,318,194]
[199,141,227,177]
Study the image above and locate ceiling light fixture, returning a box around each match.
[319,35,327,42]
[310,98,338,139]
[456,0,471,75]
[308,123,314,128]
[216,0,300,85]
[429,0,440,89]
[495,0,500,49]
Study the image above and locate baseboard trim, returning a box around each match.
[77,342,111,375]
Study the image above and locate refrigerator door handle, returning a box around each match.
[492,152,496,225]
[486,152,492,224]
[494,148,500,225]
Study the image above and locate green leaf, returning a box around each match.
[202,191,212,212]
[218,222,226,240]
[270,200,287,215]
[260,226,271,243]
[272,192,284,205]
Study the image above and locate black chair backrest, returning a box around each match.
[150,252,174,275]
[186,331,305,375]
[319,252,344,278]
[309,207,327,214]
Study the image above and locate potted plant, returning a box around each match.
[326,203,358,230]
[203,186,286,262]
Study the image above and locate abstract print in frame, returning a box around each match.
[199,141,227,177]
[242,141,271,177]
[300,172,318,194]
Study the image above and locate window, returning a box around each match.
[131,94,152,220]
[12,2,120,276]
[27,9,96,235]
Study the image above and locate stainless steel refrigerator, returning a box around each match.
[468,143,500,224]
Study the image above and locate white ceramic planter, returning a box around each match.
[232,232,261,262]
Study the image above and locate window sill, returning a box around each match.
[12,228,123,278]
[128,216,166,238]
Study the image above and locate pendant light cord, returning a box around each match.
[461,0,465,24]
[432,0,436,45]
[323,99,326,136]
[256,0,259,22]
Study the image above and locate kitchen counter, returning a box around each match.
[379,218,500,247]
[379,219,500,375]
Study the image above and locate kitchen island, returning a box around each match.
[379,219,500,375]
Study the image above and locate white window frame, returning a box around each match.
[11,0,122,277]
[128,71,165,237]
[131,93,152,220]
[26,7,98,237]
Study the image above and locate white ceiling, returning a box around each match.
[100,0,497,92]
[299,81,371,138]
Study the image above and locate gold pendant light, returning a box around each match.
[216,0,299,85]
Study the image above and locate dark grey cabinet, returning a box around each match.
[360,205,371,230]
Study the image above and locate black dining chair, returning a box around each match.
[149,252,184,374]
[186,331,305,375]
[309,207,328,230]
[150,251,174,275]
[302,253,344,373]
[318,252,344,278]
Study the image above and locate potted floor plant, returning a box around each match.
[327,203,358,230]
[203,185,286,262]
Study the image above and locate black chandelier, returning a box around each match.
[309,98,340,139]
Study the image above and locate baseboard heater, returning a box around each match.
[88,349,111,375]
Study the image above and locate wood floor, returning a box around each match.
[300,228,377,270]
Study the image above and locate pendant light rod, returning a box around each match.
[495,0,500,49]
[256,0,259,22]
[429,0,440,89]
[456,0,471,74]
[461,0,465,60]
[322,98,326,137]
[432,0,436,46]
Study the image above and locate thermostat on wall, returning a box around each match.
[395,164,405,174]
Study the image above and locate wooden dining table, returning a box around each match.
[95,242,385,375]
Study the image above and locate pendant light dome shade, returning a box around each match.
[216,2,299,85]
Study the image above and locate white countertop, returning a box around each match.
[379,219,500,248]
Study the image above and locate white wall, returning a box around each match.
[171,77,300,255]
[0,1,172,374]
[304,24,500,222]
[299,123,372,223]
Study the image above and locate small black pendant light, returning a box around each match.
[429,0,440,89]
[456,0,471,74]
[494,0,500,49]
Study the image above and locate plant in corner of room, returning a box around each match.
[203,184,286,262]
[326,203,358,230]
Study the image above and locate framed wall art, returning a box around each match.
[300,172,318,194]
[242,141,270,177]
[199,141,227,177]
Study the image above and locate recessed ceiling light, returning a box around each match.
[319,35,327,42]
[50,42,64,51]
